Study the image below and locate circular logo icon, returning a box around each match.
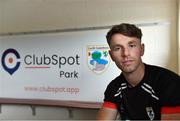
[1,48,21,75]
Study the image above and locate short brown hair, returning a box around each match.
[106,23,142,45]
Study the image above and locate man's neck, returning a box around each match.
[123,63,145,87]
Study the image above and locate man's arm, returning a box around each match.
[96,107,118,120]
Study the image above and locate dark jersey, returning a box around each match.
[104,64,180,120]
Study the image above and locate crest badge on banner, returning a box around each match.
[87,45,110,74]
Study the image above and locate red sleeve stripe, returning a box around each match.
[102,101,117,109]
[161,106,180,114]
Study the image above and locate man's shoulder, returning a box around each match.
[145,63,165,71]
[145,64,180,79]
[104,74,125,98]
[107,74,124,88]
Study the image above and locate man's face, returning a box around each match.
[109,34,144,74]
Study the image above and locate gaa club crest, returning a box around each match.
[87,45,110,74]
[146,107,155,120]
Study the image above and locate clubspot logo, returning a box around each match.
[1,48,21,75]
[1,48,80,76]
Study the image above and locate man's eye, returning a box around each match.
[113,47,121,51]
[129,44,136,48]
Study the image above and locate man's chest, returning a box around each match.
[114,83,160,120]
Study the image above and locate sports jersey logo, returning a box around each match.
[1,48,21,75]
[146,107,155,120]
[87,45,110,74]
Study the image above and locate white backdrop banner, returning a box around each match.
[0,29,120,104]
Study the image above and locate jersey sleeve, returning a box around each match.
[103,81,118,109]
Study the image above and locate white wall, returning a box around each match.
[0,0,178,120]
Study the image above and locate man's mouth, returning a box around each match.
[122,60,133,65]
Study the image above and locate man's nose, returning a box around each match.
[122,48,130,57]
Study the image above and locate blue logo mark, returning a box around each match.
[1,48,21,75]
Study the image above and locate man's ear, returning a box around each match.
[141,43,145,56]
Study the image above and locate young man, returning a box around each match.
[97,23,180,120]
